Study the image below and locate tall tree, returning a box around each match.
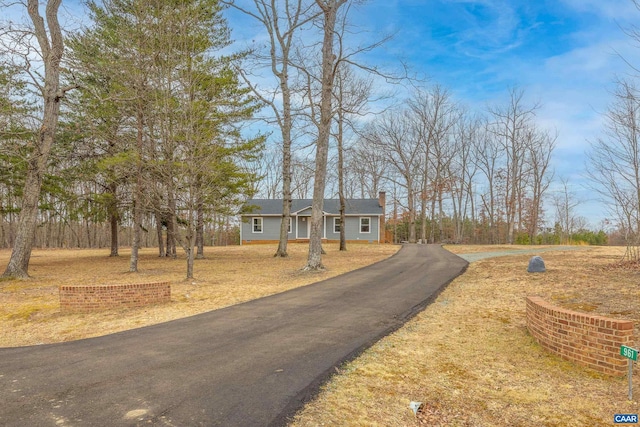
[346,139,387,199]
[409,85,458,243]
[526,128,555,243]
[488,88,539,244]
[553,176,581,245]
[333,64,373,250]
[450,113,479,243]
[473,120,501,243]
[303,0,347,270]
[64,33,131,257]
[0,62,34,249]
[368,110,421,243]
[587,79,640,260]
[75,0,159,272]
[225,0,318,258]
[2,0,76,278]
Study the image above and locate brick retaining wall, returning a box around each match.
[60,282,171,313]
[526,296,634,376]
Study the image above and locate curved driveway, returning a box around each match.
[0,244,467,427]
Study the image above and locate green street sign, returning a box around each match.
[621,345,638,361]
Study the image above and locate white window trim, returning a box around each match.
[287,217,292,233]
[360,217,371,234]
[252,217,263,233]
[333,217,341,233]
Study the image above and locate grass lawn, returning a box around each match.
[291,245,640,427]
[2,244,639,425]
[0,243,398,347]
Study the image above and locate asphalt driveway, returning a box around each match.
[0,244,468,426]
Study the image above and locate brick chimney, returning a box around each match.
[378,191,386,243]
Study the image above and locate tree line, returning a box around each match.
[1,0,375,277]
[1,0,262,279]
[1,0,615,280]
[252,84,595,247]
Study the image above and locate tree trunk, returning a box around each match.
[109,183,120,257]
[129,105,145,272]
[227,0,308,258]
[196,200,204,259]
[156,211,165,257]
[305,0,343,270]
[338,110,347,251]
[0,217,6,248]
[107,208,119,256]
[185,229,195,280]
[3,0,64,278]
[421,146,429,243]
[3,163,44,277]
[275,88,293,258]
[167,193,177,259]
[429,193,437,243]
[407,182,417,244]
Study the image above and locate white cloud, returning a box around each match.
[559,0,638,21]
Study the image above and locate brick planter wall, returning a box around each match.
[60,282,171,313]
[526,296,634,376]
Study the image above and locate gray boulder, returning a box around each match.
[527,256,546,273]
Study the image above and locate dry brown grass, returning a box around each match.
[291,245,640,427]
[0,243,399,347]
[4,244,640,426]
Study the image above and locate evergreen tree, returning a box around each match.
[67,0,262,278]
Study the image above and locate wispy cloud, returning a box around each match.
[559,0,638,21]
[443,0,525,58]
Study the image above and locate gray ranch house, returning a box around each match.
[241,192,386,245]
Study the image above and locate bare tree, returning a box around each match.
[291,154,316,198]
[450,113,479,243]
[488,87,539,244]
[246,146,283,198]
[368,110,421,243]
[587,79,640,260]
[553,176,581,244]
[526,128,556,243]
[333,64,374,250]
[2,0,76,278]
[346,141,387,198]
[473,121,501,243]
[302,0,347,270]
[225,0,318,258]
[409,85,459,243]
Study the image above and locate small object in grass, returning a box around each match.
[527,256,546,273]
[409,401,423,415]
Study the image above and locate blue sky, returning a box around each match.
[6,0,639,228]
[223,0,640,227]
[347,0,640,227]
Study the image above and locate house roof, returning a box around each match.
[244,199,383,216]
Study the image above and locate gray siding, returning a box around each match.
[242,216,294,242]
[297,217,309,238]
[242,213,380,242]
[325,215,379,241]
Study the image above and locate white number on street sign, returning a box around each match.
[621,346,638,361]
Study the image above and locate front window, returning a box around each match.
[252,217,263,233]
[334,217,342,233]
[287,217,292,233]
[360,217,370,233]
